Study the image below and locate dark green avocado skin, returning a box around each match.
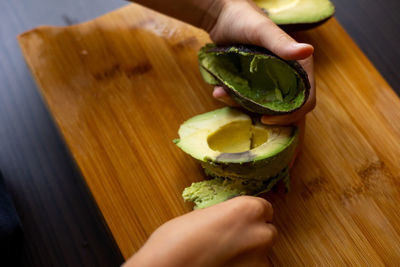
[280,16,334,32]
[260,8,335,32]
[199,44,310,115]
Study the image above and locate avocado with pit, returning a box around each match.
[254,0,335,30]
[198,44,310,115]
[174,107,298,208]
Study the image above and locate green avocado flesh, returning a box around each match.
[198,44,308,114]
[183,168,289,209]
[175,107,298,209]
[254,0,335,26]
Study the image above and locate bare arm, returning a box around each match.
[130,0,223,32]
[124,196,276,267]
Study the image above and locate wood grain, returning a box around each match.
[1,1,124,266]
[18,3,400,265]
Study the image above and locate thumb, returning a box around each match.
[244,1,314,60]
[210,0,313,60]
[256,19,314,60]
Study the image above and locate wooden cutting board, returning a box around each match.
[18,3,400,265]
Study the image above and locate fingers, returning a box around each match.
[221,196,278,259]
[254,20,314,60]
[250,223,278,249]
[194,196,277,266]
[261,111,306,125]
[214,81,315,126]
[225,196,274,223]
[210,1,316,124]
[245,196,274,223]
[298,56,315,95]
[233,223,277,262]
[245,0,314,60]
[213,86,240,106]
[210,0,313,60]
[236,197,277,248]
[289,117,305,168]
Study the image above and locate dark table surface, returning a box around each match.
[1,0,399,266]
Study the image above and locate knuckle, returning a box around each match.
[245,24,262,45]
[268,224,278,241]
[272,33,291,52]
[230,196,271,219]
[308,97,317,111]
[266,225,278,246]
[245,19,271,45]
[249,224,278,250]
[260,224,278,246]
[247,199,266,218]
[301,97,316,115]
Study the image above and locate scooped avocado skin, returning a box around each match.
[201,127,298,180]
[198,44,310,115]
[219,83,305,115]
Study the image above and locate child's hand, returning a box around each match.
[125,196,277,267]
[209,0,315,125]
[132,0,315,125]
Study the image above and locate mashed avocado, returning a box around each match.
[183,168,289,209]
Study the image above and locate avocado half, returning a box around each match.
[174,107,298,209]
[254,0,335,31]
[198,44,310,115]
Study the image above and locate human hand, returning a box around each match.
[124,196,277,267]
[208,0,316,125]
[131,0,315,125]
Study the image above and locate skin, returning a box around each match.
[124,196,277,267]
[208,1,315,125]
[126,0,316,266]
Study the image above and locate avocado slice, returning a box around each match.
[183,168,289,209]
[254,0,335,30]
[175,107,298,208]
[198,44,310,115]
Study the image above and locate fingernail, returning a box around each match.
[261,116,276,125]
[261,115,291,126]
[292,43,312,49]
